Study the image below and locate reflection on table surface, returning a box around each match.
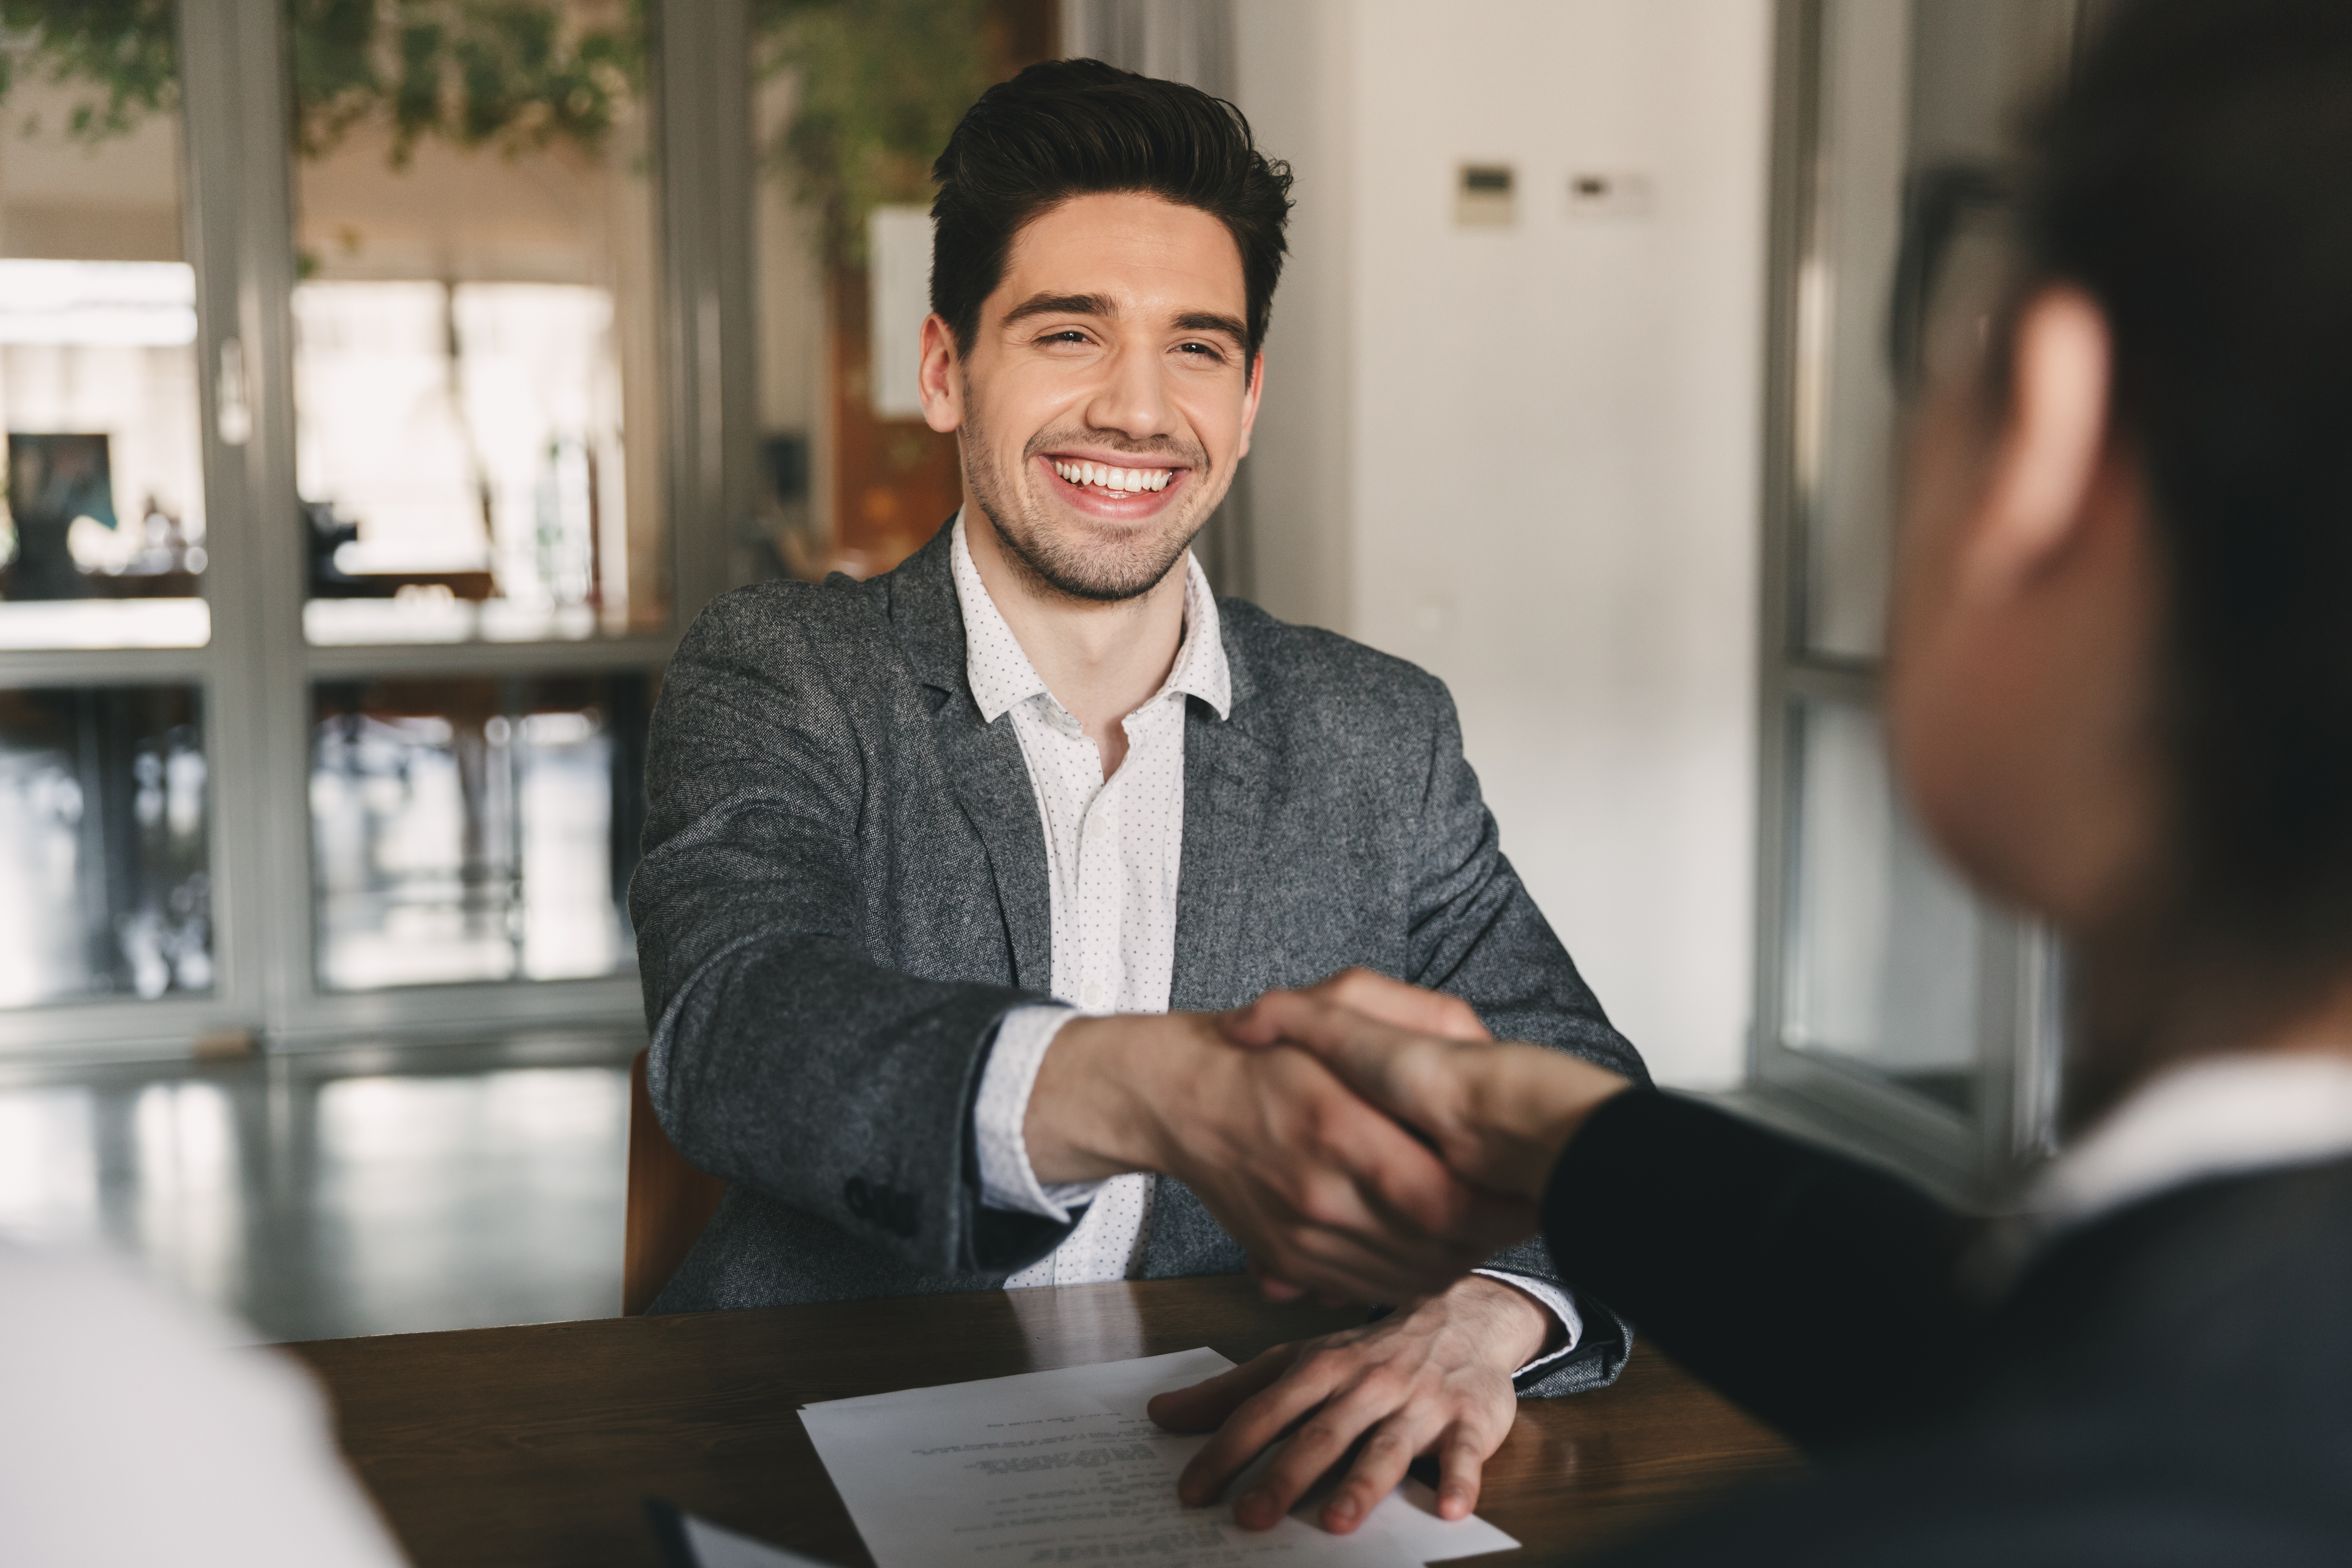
[0,1040,635,1341]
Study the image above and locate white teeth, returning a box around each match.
[1053,460,1174,493]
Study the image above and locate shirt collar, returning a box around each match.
[2032,1050,2352,1232]
[949,510,1230,725]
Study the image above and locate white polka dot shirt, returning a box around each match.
[954,516,1583,1371]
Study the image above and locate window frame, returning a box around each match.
[0,0,760,1061]
[1746,0,2078,1203]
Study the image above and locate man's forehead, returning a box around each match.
[991,192,1245,320]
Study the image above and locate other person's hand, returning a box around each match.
[1147,1273,1550,1530]
[1225,982,1635,1200]
[1025,1011,1536,1304]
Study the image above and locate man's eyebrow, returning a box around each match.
[1000,292,1115,328]
[1174,311,1249,344]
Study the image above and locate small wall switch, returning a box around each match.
[1566,170,1654,219]
[1456,163,1517,227]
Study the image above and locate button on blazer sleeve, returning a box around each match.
[628,586,1072,1279]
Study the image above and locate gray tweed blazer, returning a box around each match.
[631,522,1650,1396]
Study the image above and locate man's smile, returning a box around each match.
[1038,451,1192,517]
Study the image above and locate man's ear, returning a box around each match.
[918,314,964,434]
[1236,352,1265,461]
[1964,286,2112,602]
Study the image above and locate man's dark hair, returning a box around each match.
[2019,0,2352,1044]
[929,58,1293,372]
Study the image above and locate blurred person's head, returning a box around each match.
[915,60,1292,602]
[1886,0,2352,1121]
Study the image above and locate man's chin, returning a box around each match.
[995,499,1202,603]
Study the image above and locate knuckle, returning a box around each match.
[1295,1345,1348,1382]
[1298,1418,1353,1453]
[1294,1176,1355,1232]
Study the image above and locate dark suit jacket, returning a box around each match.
[630,522,1648,1396]
[1546,1091,2352,1563]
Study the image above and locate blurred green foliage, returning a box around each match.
[752,0,993,267]
[289,0,645,165]
[0,1,179,140]
[0,0,647,164]
[0,0,1010,269]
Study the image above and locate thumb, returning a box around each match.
[1222,989,1315,1050]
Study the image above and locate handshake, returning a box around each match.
[1023,969,1637,1532]
[1026,967,1635,1307]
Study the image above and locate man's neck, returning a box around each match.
[965,508,1189,777]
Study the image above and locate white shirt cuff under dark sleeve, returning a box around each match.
[974,1005,1108,1221]
[1472,1269,1586,1378]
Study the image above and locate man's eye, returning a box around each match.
[1176,341,1226,359]
[1040,330,1089,345]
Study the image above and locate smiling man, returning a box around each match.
[628,59,1647,1519]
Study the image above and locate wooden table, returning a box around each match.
[292,1276,1797,1567]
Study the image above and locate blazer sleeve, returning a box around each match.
[1542,1091,1980,1451]
[1399,675,1651,1394]
[628,588,1075,1280]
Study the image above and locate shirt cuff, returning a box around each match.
[1472,1269,1585,1378]
[974,1005,1106,1221]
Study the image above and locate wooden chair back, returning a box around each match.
[623,1049,728,1315]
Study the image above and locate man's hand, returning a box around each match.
[1023,1011,1537,1304]
[1225,982,1635,1201]
[1147,1274,1550,1531]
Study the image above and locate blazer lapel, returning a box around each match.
[881,520,1054,993]
[929,699,1053,992]
[1169,650,1275,1013]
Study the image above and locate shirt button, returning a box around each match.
[1087,814,1110,841]
[1081,982,1106,1009]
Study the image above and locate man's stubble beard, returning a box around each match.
[959,389,1220,604]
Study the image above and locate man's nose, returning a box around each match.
[1083,341,1173,441]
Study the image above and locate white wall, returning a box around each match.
[1237,0,1771,1089]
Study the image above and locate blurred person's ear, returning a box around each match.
[1964,289,2112,604]
[1888,285,2163,933]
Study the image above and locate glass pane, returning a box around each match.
[1797,0,2074,660]
[1782,699,1980,1115]
[310,672,651,990]
[0,685,211,1007]
[286,2,664,645]
[748,2,1057,581]
[0,14,209,649]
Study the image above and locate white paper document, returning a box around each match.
[798,1348,1520,1567]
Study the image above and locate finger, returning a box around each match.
[1175,1349,1348,1507]
[1148,1341,1301,1436]
[1318,1409,1435,1535]
[1221,989,1310,1049]
[1435,1426,1493,1520]
[1311,969,1492,1042]
[1246,1256,1311,1303]
[1230,1379,1398,1531]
